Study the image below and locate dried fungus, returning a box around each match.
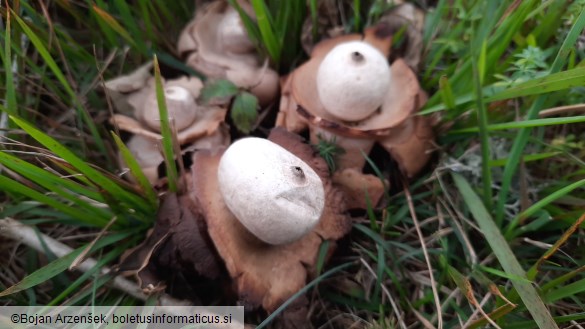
[117,193,224,298]
[178,1,279,106]
[105,67,229,183]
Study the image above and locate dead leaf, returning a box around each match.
[178,1,279,106]
[103,62,153,114]
[117,193,224,295]
[379,3,426,72]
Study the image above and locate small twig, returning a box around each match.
[440,200,478,266]
[359,258,407,329]
[403,182,443,329]
[0,218,189,307]
[539,103,585,117]
[461,292,502,329]
[70,216,118,270]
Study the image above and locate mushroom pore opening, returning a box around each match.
[316,41,392,122]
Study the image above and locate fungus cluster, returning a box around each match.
[106,70,229,184]
[111,0,434,325]
[177,1,279,106]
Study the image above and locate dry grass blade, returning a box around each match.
[539,103,585,117]
[0,218,186,306]
[359,258,407,329]
[465,303,517,329]
[449,267,502,329]
[529,212,585,279]
[452,173,559,329]
[403,182,443,329]
[69,216,118,270]
[489,283,516,307]
[409,305,437,329]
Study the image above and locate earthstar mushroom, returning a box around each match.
[189,128,352,312]
[277,23,434,207]
[178,1,279,106]
[139,85,199,132]
[217,137,325,245]
[106,68,229,184]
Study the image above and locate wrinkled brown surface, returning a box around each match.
[118,193,223,296]
[128,77,204,121]
[380,3,425,72]
[271,295,311,329]
[277,23,434,179]
[189,128,352,312]
[106,66,229,184]
[111,103,227,146]
[332,168,386,210]
[107,74,227,147]
[380,115,434,178]
[103,62,153,115]
[178,1,279,106]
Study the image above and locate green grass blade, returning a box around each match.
[541,265,585,294]
[374,245,385,304]
[256,262,354,329]
[315,240,329,275]
[353,0,361,32]
[489,152,559,167]
[478,265,532,284]
[451,116,585,133]
[112,0,147,53]
[10,116,148,213]
[439,75,455,110]
[472,39,492,209]
[91,0,118,47]
[545,277,585,303]
[111,132,158,209]
[425,0,537,107]
[423,66,585,116]
[505,178,585,236]
[487,66,585,102]
[153,55,178,192]
[12,12,107,158]
[47,241,134,306]
[0,231,130,297]
[496,7,585,223]
[0,175,106,226]
[0,152,113,223]
[138,1,155,43]
[452,173,559,329]
[11,10,107,157]
[4,9,17,115]
[91,5,136,48]
[273,0,305,69]
[506,313,585,329]
[0,153,104,201]
[478,39,487,85]
[250,0,280,64]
